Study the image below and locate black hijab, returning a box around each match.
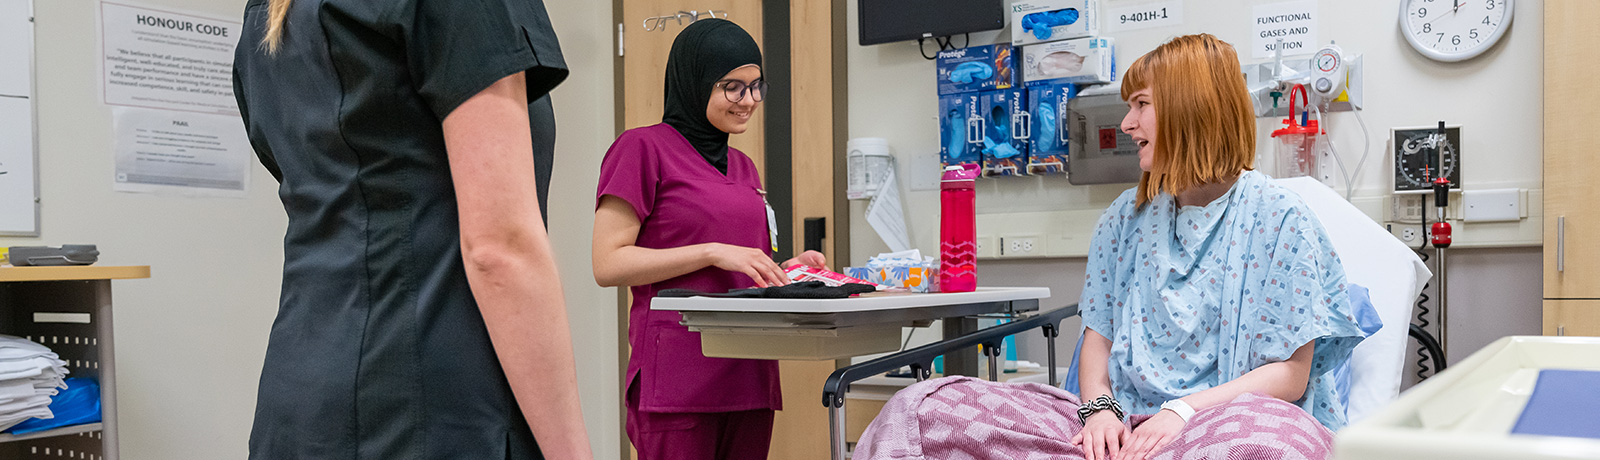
[662,19,763,175]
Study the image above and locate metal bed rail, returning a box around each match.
[820,304,1079,460]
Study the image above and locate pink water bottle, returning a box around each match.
[940,164,979,293]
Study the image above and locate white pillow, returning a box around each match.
[1273,177,1433,424]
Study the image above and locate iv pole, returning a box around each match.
[1428,121,1452,360]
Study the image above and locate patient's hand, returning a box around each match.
[1070,410,1127,460]
[1123,410,1184,460]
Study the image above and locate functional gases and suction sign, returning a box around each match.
[1251,0,1318,59]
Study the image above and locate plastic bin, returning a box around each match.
[1336,336,1600,460]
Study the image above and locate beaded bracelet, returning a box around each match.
[1077,394,1125,424]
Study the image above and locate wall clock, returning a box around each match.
[1400,0,1513,62]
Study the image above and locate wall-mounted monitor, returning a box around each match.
[858,0,1005,46]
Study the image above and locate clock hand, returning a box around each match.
[1424,2,1464,27]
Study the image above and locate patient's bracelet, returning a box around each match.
[1077,394,1125,424]
[1160,399,1196,423]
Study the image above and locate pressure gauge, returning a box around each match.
[1392,125,1462,193]
[1400,0,1513,62]
[1310,44,1345,101]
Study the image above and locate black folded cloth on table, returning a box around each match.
[658,281,876,299]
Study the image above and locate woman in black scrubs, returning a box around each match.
[232,0,591,458]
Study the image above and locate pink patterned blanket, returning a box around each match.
[854,377,1334,460]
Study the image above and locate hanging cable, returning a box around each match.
[918,34,972,60]
[1347,107,1374,200]
[1413,193,1435,381]
[917,38,939,60]
[1311,104,1355,199]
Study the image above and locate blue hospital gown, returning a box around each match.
[1080,171,1365,430]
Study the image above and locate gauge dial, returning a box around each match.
[1393,126,1462,192]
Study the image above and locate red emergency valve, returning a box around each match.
[1431,221,1453,248]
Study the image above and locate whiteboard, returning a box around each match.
[0,97,35,236]
[0,0,36,236]
[0,0,30,97]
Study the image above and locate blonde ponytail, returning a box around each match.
[262,0,292,54]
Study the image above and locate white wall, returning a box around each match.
[542,1,621,458]
[847,0,1544,370]
[1,1,619,458]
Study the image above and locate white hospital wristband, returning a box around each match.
[1160,399,1196,423]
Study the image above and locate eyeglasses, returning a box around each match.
[715,79,768,103]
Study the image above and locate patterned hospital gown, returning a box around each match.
[1080,170,1365,430]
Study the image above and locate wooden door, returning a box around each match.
[1544,0,1600,299]
[1544,300,1600,337]
[621,0,764,172]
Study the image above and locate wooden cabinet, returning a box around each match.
[1544,0,1600,338]
[1544,300,1600,337]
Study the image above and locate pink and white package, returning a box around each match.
[785,265,882,288]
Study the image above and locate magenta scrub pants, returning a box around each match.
[626,381,775,460]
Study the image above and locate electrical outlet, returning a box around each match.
[1400,227,1417,242]
[1391,194,1424,222]
[1001,235,1041,257]
[976,236,997,258]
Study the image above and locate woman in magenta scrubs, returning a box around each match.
[591,19,824,460]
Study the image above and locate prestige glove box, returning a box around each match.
[1026,83,1075,175]
[935,43,1017,96]
[939,93,983,167]
[979,89,1032,177]
[1021,36,1115,85]
[1011,0,1099,46]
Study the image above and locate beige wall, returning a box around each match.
[2,0,619,458]
[543,1,622,458]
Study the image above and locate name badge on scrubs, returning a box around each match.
[758,189,778,252]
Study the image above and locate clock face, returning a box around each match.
[1401,0,1513,62]
[1393,126,1462,192]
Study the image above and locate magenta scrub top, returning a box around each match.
[597,123,782,413]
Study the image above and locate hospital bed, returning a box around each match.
[1337,335,1600,460]
[823,177,1438,459]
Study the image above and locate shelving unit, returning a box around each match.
[0,265,149,460]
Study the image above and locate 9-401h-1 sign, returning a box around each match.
[1119,8,1169,24]
[1106,1,1182,32]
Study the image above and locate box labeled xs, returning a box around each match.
[1011,0,1099,46]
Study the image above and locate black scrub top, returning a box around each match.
[231,0,567,458]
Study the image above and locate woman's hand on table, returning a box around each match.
[702,243,790,288]
[1070,410,1127,460]
[1123,410,1184,460]
[781,250,827,271]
